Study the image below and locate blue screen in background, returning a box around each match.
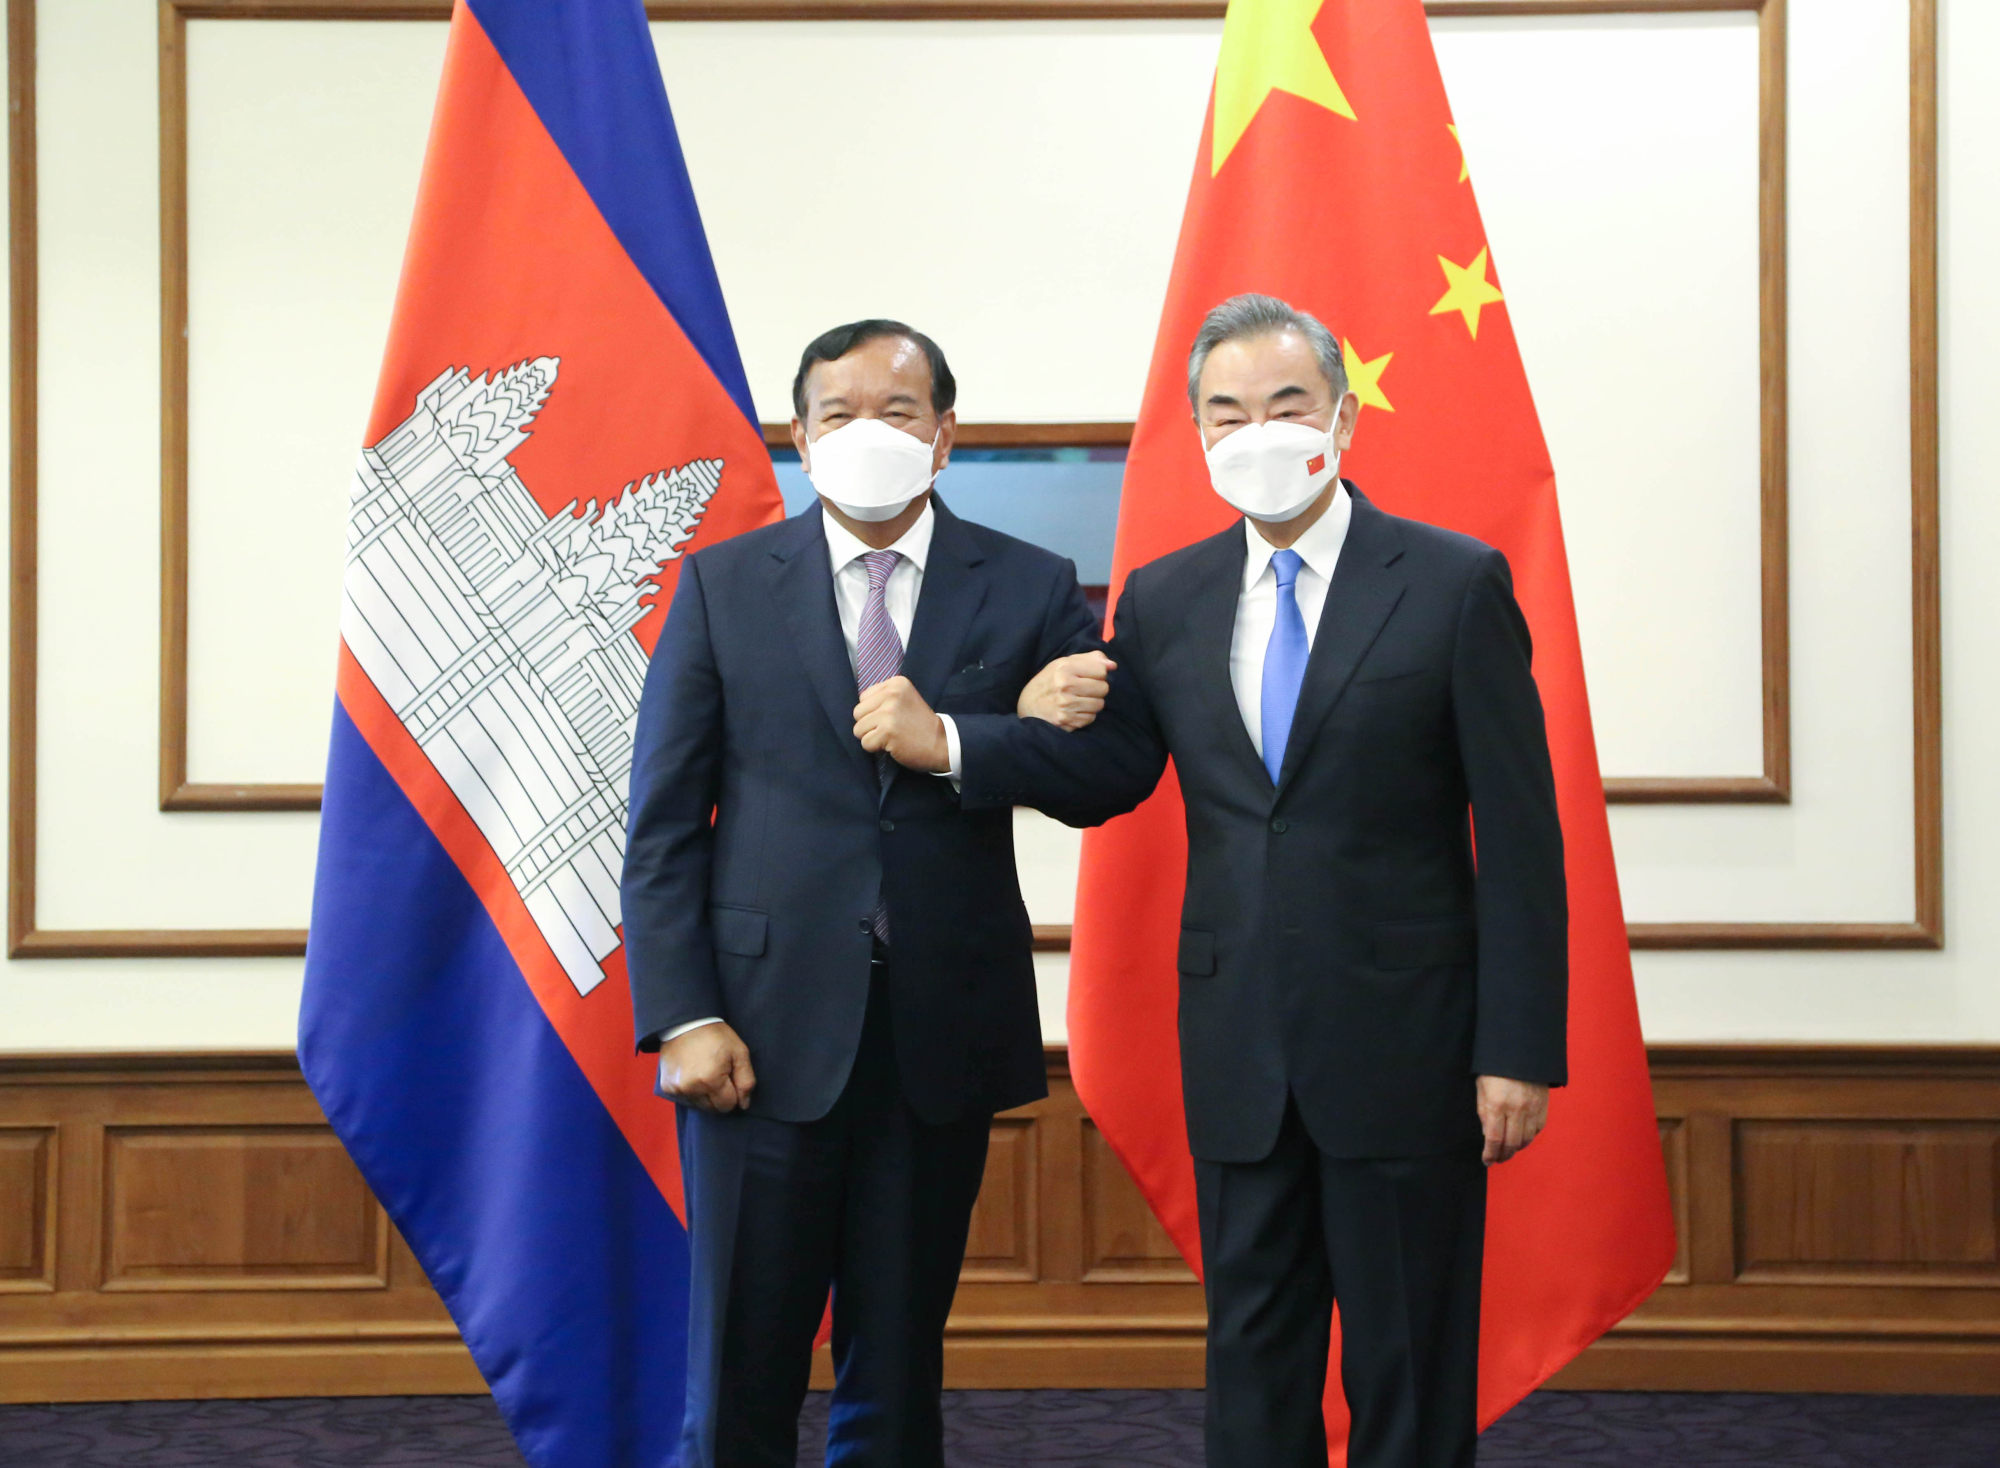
[771,445,1125,587]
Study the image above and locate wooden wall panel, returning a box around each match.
[1733,1121,1999,1285]
[0,1056,475,1404]
[1558,1045,2000,1394]
[961,1116,1037,1283]
[4,1046,1999,1402]
[1658,1119,1690,1286]
[0,1128,54,1290]
[101,1128,387,1291]
[1081,1123,1195,1285]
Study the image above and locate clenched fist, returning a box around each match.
[1018,651,1117,731]
[855,676,949,772]
[1476,1074,1550,1165]
[659,1022,757,1113]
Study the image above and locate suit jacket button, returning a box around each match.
[880,818,896,833]
[858,918,873,933]
[1270,817,1289,833]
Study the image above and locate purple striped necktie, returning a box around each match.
[854,549,906,712]
[854,549,903,941]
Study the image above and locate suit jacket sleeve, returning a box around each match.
[1452,549,1569,1086]
[621,555,726,1052]
[957,573,1169,827]
[1040,556,1103,663]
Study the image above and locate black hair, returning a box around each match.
[790,319,957,420]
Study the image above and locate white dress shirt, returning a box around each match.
[822,503,963,776]
[824,501,934,664]
[661,503,957,1047]
[1228,485,1353,759]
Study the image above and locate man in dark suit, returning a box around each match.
[865,294,1568,1468]
[620,320,1100,1468]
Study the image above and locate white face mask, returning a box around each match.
[1203,419,1340,524]
[805,417,940,523]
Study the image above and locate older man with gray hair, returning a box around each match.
[870,292,1570,1468]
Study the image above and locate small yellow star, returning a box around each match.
[1429,247,1505,339]
[1446,123,1468,183]
[1341,339,1393,412]
[1211,0,1355,176]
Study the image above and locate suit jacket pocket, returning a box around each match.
[1351,666,1427,687]
[1177,927,1217,977]
[710,904,769,958]
[1372,916,1476,970]
[940,658,1025,705]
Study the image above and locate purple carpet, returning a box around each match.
[0,1390,1995,1466]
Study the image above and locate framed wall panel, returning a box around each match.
[0,1127,55,1292]
[99,1126,389,1291]
[1732,1120,2000,1286]
[4,0,1940,956]
[156,0,1792,811]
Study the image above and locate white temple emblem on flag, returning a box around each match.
[339,357,721,995]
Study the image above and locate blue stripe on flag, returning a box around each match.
[464,0,761,430]
[300,705,689,1468]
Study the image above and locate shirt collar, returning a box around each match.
[822,497,936,576]
[1241,482,1353,591]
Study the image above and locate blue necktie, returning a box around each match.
[1261,549,1309,784]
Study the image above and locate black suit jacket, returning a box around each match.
[621,498,1098,1126]
[956,486,1568,1163]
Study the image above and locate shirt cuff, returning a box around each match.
[936,713,964,789]
[660,1017,723,1045]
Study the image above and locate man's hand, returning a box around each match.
[1018,652,1116,730]
[658,1022,757,1113]
[855,676,949,771]
[1476,1075,1550,1165]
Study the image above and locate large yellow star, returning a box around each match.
[1446,123,1468,182]
[1342,339,1393,412]
[1429,247,1505,339]
[1211,0,1355,176]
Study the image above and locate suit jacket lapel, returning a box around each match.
[898,497,989,706]
[1176,526,1270,790]
[771,508,877,793]
[1275,488,1408,795]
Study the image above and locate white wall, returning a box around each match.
[3,0,1994,1051]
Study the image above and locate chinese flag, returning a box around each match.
[1065,0,1675,1460]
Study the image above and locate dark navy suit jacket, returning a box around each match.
[621,498,1099,1125]
[955,486,1569,1163]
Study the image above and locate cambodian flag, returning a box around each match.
[298,3,781,1464]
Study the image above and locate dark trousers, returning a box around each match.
[1195,1100,1487,1468]
[675,969,991,1468]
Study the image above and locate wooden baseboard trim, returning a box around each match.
[1550,1335,2000,1395]
[918,1326,2000,1395]
[0,1341,486,1404]
[821,1337,1207,1391]
[938,1337,1208,1390]
[17,1327,1990,1404]
[15,1308,1995,1399]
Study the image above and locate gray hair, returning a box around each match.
[1185,293,1346,412]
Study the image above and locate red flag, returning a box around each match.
[1066,1,1674,1459]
